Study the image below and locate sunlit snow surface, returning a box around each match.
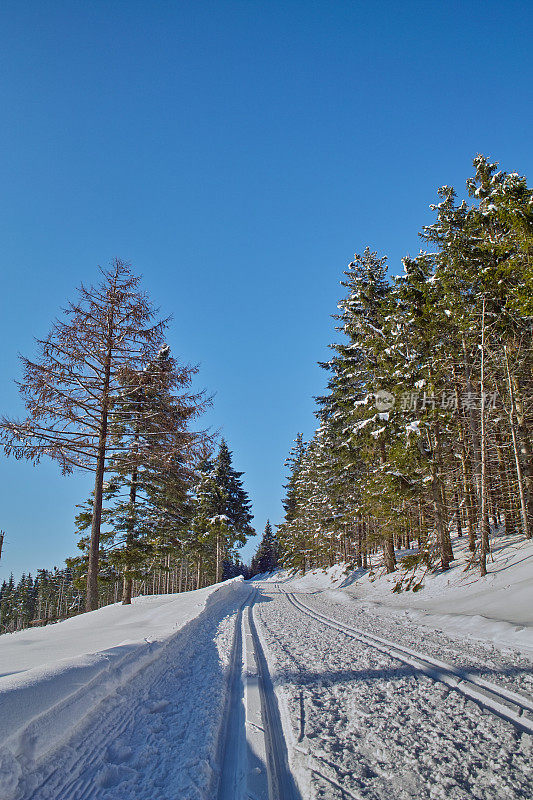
[0,578,248,800]
[1,535,532,799]
[253,535,533,798]
[259,531,533,652]
[256,585,532,800]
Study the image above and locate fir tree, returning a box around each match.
[251,520,279,575]
[192,439,254,583]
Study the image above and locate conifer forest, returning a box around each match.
[2,4,532,798]
[277,155,532,582]
[1,155,531,632]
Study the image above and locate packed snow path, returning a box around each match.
[218,586,301,800]
[3,580,532,799]
[285,591,533,735]
[255,583,532,800]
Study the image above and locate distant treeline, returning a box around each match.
[0,520,279,635]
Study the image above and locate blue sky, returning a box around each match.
[0,0,531,580]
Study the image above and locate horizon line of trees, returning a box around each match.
[277,155,532,588]
[0,513,282,634]
[0,512,283,635]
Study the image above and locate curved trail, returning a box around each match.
[285,590,533,735]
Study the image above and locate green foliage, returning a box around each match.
[278,155,533,583]
[0,567,84,633]
[191,439,254,583]
[250,520,279,575]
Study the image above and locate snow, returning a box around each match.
[256,587,532,799]
[0,577,248,800]
[260,532,533,656]
[2,586,232,677]
[253,534,533,797]
[1,534,532,799]
[208,514,230,524]
[352,417,374,433]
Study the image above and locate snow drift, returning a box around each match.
[0,577,247,798]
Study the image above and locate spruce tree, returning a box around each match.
[251,520,279,575]
[278,155,533,587]
[106,344,207,603]
[192,439,254,582]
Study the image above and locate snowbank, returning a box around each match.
[0,578,246,779]
[259,533,533,655]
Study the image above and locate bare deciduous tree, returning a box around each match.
[1,259,167,610]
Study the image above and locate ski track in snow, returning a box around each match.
[305,590,533,699]
[10,591,247,800]
[4,580,533,800]
[255,585,533,800]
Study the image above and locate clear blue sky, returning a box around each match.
[0,0,531,580]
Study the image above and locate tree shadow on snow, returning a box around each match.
[272,662,532,690]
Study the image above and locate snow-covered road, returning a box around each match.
[2,579,532,799]
[256,584,532,800]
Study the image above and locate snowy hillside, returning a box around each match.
[263,532,533,654]
[0,578,248,800]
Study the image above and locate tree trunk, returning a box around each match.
[215,529,221,583]
[362,520,368,569]
[87,412,109,610]
[431,477,450,570]
[494,429,517,536]
[504,346,531,539]
[431,424,453,569]
[122,463,138,605]
[479,300,490,576]
[86,313,114,612]
[356,522,363,568]
[453,490,463,537]
[462,337,482,500]
[453,374,477,552]
[383,535,396,573]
